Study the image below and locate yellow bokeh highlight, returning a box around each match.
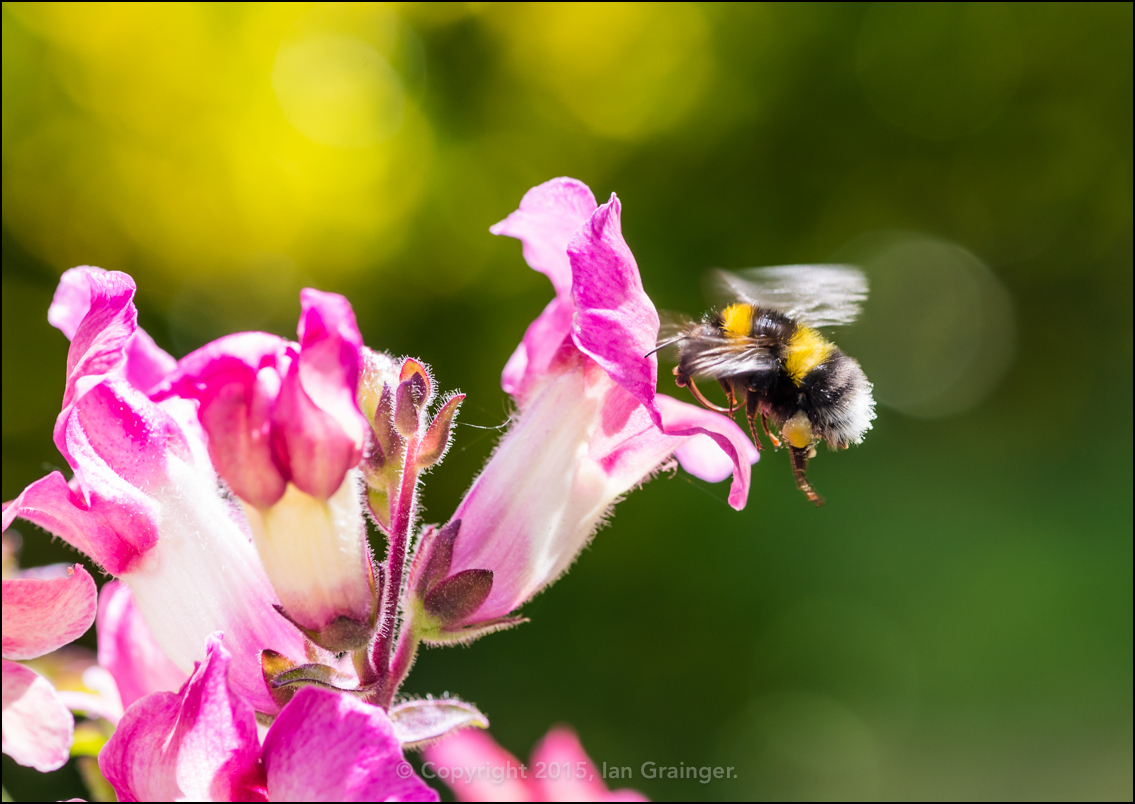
[273,34,405,149]
[2,2,432,287]
[498,2,714,141]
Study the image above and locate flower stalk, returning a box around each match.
[362,357,465,708]
[371,425,421,704]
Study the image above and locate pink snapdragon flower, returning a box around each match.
[2,562,97,771]
[408,179,758,640]
[424,724,646,802]
[100,633,436,802]
[155,289,368,508]
[153,290,376,646]
[3,267,308,713]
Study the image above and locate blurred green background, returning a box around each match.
[2,2,1131,800]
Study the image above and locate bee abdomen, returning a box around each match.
[800,352,876,447]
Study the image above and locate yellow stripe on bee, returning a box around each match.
[721,303,754,339]
[784,327,834,384]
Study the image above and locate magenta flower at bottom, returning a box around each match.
[100,632,436,802]
[424,725,646,802]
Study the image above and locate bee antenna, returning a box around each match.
[644,335,686,358]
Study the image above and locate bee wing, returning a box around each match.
[680,333,781,378]
[657,310,695,343]
[706,265,868,328]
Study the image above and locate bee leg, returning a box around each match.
[683,376,734,414]
[760,413,782,449]
[744,393,764,451]
[718,378,738,417]
[788,445,825,506]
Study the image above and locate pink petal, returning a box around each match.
[118,496,310,716]
[50,390,311,715]
[53,268,137,416]
[492,178,597,404]
[3,470,159,576]
[96,581,187,710]
[201,376,287,508]
[123,328,178,395]
[155,331,290,508]
[156,331,286,394]
[531,727,648,802]
[47,266,100,340]
[99,633,266,803]
[263,686,438,802]
[490,177,598,299]
[501,296,575,405]
[567,194,661,428]
[295,289,366,442]
[447,350,758,627]
[65,380,191,490]
[157,291,367,504]
[424,728,534,802]
[1,659,74,772]
[48,266,176,395]
[49,268,191,484]
[656,395,757,511]
[2,564,97,660]
[273,290,367,499]
[590,379,684,490]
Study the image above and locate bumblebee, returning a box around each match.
[658,265,875,505]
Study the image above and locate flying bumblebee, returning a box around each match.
[656,265,875,506]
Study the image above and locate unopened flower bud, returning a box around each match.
[400,358,433,407]
[359,351,404,531]
[357,349,397,423]
[394,378,422,438]
[394,359,433,438]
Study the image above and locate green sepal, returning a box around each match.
[416,394,464,470]
[418,615,529,647]
[389,696,489,750]
[272,604,376,653]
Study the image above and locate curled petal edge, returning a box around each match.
[657,394,758,511]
